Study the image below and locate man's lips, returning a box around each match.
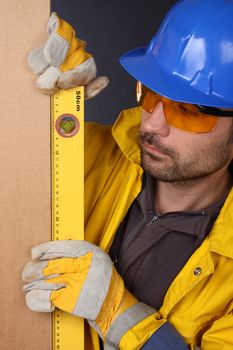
[143,141,168,156]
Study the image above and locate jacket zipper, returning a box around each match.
[147,214,159,225]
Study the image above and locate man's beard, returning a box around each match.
[139,131,233,183]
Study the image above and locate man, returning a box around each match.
[22,0,233,349]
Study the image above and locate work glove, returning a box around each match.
[27,12,109,99]
[22,240,156,348]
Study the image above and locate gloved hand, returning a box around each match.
[22,240,155,346]
[27,12,109,99]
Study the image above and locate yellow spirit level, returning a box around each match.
[51,86,84,350]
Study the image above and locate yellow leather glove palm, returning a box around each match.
[28,13,109,98]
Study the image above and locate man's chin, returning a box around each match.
[141,153,187,182]
[141,158,173,182]
[141,161,215,184]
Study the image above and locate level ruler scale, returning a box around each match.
[51,86,84,350]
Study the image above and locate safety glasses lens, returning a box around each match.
[136,82,218,133]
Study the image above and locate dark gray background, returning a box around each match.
[51,0,178,124]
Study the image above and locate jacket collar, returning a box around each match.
[112,106,141,165]
[208,187,233,258]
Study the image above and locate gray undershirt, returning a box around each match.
[109,173,226,309]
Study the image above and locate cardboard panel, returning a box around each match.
[0,1,51,349]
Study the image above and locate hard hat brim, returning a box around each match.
[120,47,233,108]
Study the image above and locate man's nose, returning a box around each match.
[141,102,170,136]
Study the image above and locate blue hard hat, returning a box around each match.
[120,0,233,108]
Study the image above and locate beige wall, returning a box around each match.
[0,1,51,349]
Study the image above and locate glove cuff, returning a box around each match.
[105,302,156,349]
[90,267,126,338]
[45,12,82,67]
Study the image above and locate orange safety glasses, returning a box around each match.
[136,81,219,133]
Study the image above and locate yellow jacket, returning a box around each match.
[85,106,233,349]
